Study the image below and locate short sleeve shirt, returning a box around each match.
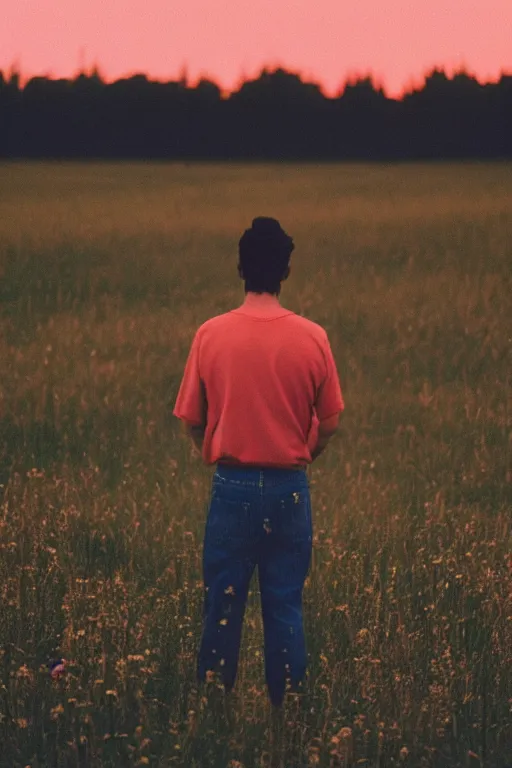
[173,294,344,467]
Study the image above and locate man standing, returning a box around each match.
[173,217,344,713]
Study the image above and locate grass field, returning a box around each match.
[0,161,511,768]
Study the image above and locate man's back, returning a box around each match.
[173,293,344,468]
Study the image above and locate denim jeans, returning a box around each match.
[197,464,313,707]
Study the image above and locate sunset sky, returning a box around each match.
[2,0,511,98]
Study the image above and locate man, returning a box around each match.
[173,216,344,715]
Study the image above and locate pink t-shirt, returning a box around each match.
[173,292,344,468]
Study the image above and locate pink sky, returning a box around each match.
[2,0,511,98]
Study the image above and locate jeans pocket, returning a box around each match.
[276,486,312,547]
[205,490,251,550]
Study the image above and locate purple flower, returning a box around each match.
[49,659,66,679]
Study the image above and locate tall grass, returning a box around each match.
[0,161,511,767]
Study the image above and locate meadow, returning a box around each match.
[0,161,511,768]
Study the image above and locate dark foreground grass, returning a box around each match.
[0,161,511,767]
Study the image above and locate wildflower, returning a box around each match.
[331,727,352,745]
[51,704,64,719]
[16,665,33,680]
[50,660,66,679]
[330,727,353,760]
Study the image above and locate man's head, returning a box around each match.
[238,217,294,296]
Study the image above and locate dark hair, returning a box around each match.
[238,217,294,294]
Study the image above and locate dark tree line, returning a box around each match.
[0,65,511,160]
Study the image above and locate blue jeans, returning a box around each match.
[197,464,313,707]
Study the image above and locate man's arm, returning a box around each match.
[310,331,344,462]
[182,421,206,457]
[178,375,208,458]
[310,412,340,462]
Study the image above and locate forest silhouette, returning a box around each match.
[1,65,510,160]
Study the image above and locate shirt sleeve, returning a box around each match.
[315,333,345,421]
[172,330,207,427]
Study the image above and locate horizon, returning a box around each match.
[2,0,511,100]
[2,61,512,101]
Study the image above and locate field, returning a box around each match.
[0,161,511,768]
